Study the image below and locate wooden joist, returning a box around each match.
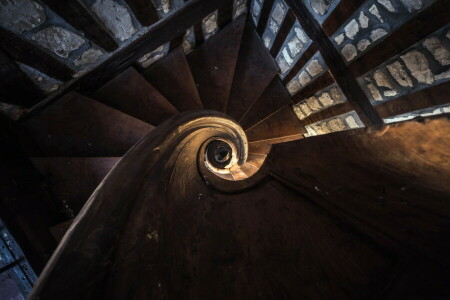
[375,82,450,119]
[284,0,383,126]
[0,50,46,107]
[350,0,450,78]
[123,0,160,26]
[256,0,275,35]
[41,0,118,52]
[0,28,74,81]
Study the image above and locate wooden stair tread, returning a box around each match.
[240,77,292,130]
[93,67,178,126]
[245,105,306,143]
[32,157,120,216]
[187,15,246,112]
[226,21,279,120]
[142,47,203,111]
[21,92,154,156]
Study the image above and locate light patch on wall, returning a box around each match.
[0,0,46,33]
[91,0,137,42]
[137,44,169,68]
[31,26,85,58]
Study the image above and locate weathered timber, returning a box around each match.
[93,67,178,125]
[143,47,203,111]
[187,16,246,112]
[227,21,279,120]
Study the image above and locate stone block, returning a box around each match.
[0,0,45,33]
[386,61,413,87]
[31,26,85,58]
[401,50,434,84]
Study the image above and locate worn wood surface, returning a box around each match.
[20,92,153,156]
[269,116,450,265]
[41,0,118,52]
[143,47,203,111]
[245,105,306,143]
[187,16,246,112]
[227,21,279,120]
[93,68,178,125]
[31,157,120,215]
[240,77,292,129]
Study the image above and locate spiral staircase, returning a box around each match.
[0,1,450,299]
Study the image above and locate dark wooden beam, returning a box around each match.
[284,0,383,126]
[0,50,46,107]
[375,82,450,119]
[217,0,234,29]
[282,43,318,85]
[123,0,160,26]
[270,9,296,56]
[245,105,306,143]
[25,0,229,118]
[322,0,366,36]
[194,22,205,46]
[0,28,74,81]
[41,0,118,52]
[299,102,353,126]
[350,0,450,78]
[292,71,335,104]
[256,0,275,35]
[169,33,185,51]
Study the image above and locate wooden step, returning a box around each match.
[187,15,246,112]
[226,21,279,120]
[142,47,203,111]
[240,77,292,130]
[31,157,120,217]
[21,92,154,156]
[92,68,178,126]
[246,105,306,143]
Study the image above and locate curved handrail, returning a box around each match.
[28,110,269,299]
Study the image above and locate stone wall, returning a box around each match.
[0,0,247,99]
